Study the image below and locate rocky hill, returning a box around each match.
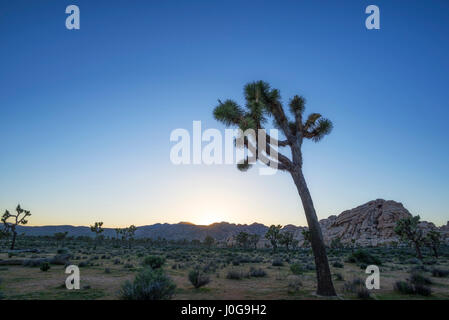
[14,199,449,247]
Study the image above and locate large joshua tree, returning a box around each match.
[213,81,336,296]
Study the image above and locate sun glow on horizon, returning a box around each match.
[195,213,225,226]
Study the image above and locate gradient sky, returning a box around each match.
[1,0,448,228]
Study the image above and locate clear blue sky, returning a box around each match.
[1,0,448,227]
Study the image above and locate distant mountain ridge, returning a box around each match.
[14,199,449,246]
[15,222,269,241]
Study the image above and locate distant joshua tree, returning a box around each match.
[203,235,215,247]
[279,231,294,251]
[394,215,425,260]
[125,225,137,248]
[235,231,250,249]
[213,81,335,295]
[425,230,441,259]
[1,205,31,250]
[90,222,104,247]
[54,231,68,247]
[114,228,122,245]
[301,229,311,248]
[330,236,344,250]
[249,234,261,250]
[265,225,282,252]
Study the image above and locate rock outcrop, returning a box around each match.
[319,199,412,246]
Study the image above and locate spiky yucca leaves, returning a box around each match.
[213,81,333,172]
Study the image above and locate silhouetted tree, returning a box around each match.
[90,221,104,247]
[425,230,441,259]
[265,225,282,252]
[1,205,31,250]
[54,231,68,247]
[330,237,343,250]
[125,225,137,248]
[213,81,336,295]
[114,228,122,246]
[249,234,261,250]
[301,229,311,248]
[395,215,425,260]
[203,235,215,247]
[235,231,250,248]
[279,231,294,251]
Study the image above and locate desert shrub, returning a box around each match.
[143,255,165,269]
[423,259,437,265]
[332,261,344,268]
[104,268,111,274]
[188,270,210,289]
[272,259,283,267]
[120,268,175,300]
[50,254,71,265]
[343,278,364,293]
[23,258,48,267]
[249,267,267,278]
[414,283,432,296]
[346,250,381,265]
[232,260,240,266]
[431,268,449,277]
[356,287,372,299]
[287,275,302,293]
[57,248,70,254]
[409,272,432,286]
[226,270,249,280]
[78,261,88,267]
[40,262,51,272]
[394,272,432,297]
[406,258,420,265]
[394,281,415,295]
[113,259,121,265]
[202,261,217,273]
[290,263,304,275]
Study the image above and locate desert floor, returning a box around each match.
[1,240,448,300]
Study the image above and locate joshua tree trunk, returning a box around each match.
[10,231,17,250]
[291,169,336,296]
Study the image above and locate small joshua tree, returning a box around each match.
[265,225,282,252]
[425,230,441,259]
[1,205,31,250]
[235,231,250,248]
[203,235,215,248]
[395,215,425,260]
[125,225,137,249]
[114,228,122,245]
[54,232,68,247]
[90,222,104,247]
[279,231,294,251]
[249,234,261,250]
[301,229,311,248]
[330,237,344,250]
